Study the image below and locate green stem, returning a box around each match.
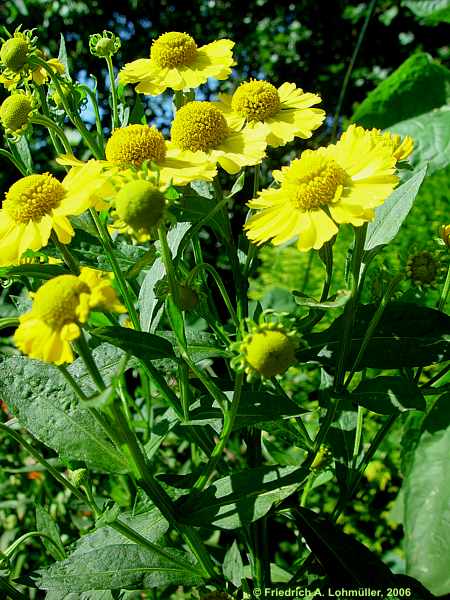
[344,272,403,387]
[105,55,120,130]
[51,232,80,274]
[109,400,219,579]
[5,531,65,562]
[58,365,88,401]
[422,363,450,388]
[157,224,180,306]
[193,371,244,491]
[0,576,29,600]
[79,83,105,150]
[187,262,239,327]
[334,225,366,390]
[330,0,378,141]
[90,209,140,330]
[300,473,315,507]
[438,263,450,311]
[74,329,105,390]
[351,405,364,470]
[31,114,73,155]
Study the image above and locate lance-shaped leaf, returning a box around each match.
[91,327,176,362]
[0,357,128,473]
[352,376,426,415]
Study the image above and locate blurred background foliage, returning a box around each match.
[0,0,449,596]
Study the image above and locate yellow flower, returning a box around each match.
[14,268,125,365]
[31,57,65,86]
[245,125,399,252]
[0,169,105,266]
[369,128,414,162]
[0,31,33,74]
[169,101,267,174]
[218,80,325,147]
[60,124,217,189]
[119,32,235,95]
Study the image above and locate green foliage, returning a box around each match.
[352,52,450,128]
[404,393,450,595]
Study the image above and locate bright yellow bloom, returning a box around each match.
[218,80,325,147]
[14,268,125,365]
[59,124,217,190]
[369,128,414,162]
[0,168,106,266]
[440,224,450,248]
[169,101,267,174]
[245,125,399,252]
[119,32,235,95]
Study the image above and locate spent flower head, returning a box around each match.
[406,250,441,288]
[0,28,37,77]
[439,224,450,249]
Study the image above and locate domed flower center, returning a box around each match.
[170,101,228,152]
[231,80,280,121]
[3,173,66,223]
[115,180,165,231]
[105,125,166,166]
[0,94,33,133]
[150,32,197,69]
[0,36,29,72]
[287,155,348,211]
[408,251,439,285]
[245,329,296,378]
[32,275,90,329]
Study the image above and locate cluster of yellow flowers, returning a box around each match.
[0,29,414,370]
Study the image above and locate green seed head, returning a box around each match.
[245,328,296,378]
[0,94,33,134]
[115,180,165,232]
[0,36,29,72]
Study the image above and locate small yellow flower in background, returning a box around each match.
[31,56,65,86]
[0,169,107,266]
[14,268,125,365]
[119,32,235,95]
[245,124,399,252]
[369,128,414,162]
[169,100,267,174]
[218,80,325,147]
[231,319,299,380]
[440,224,450,248]
[0,91,35,137]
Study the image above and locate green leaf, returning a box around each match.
[365,166,427,252]
[138,223,190,332]
[178,465,307,529]
[0,263,67,280]
[403,0,450,23]
[351,53,450,129]
[228,170,246,197]
[294,507,396,587]
[352,376,426,415]
[72,506,168,556]
[293,289,351,309]
[14,134,33,173]
[189,390,307,431]
[57,33,71,78]
[0,357,128,473]
[389,107,450,175]
[223,540,245,587]
[91,327,176,362]
[298,302,450,369]
[45,592,114,600]
[35,544,203,592]
[36,505,66,561]
[404,393,450,595]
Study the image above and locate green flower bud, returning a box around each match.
[0,93,33,135]
[115,180,165,232]
[440,224,450,249]
[177,284,199,311]
[67,468,88,488]
[89,31,121,58]
[244,327,296,378]
[311,445,333,471]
